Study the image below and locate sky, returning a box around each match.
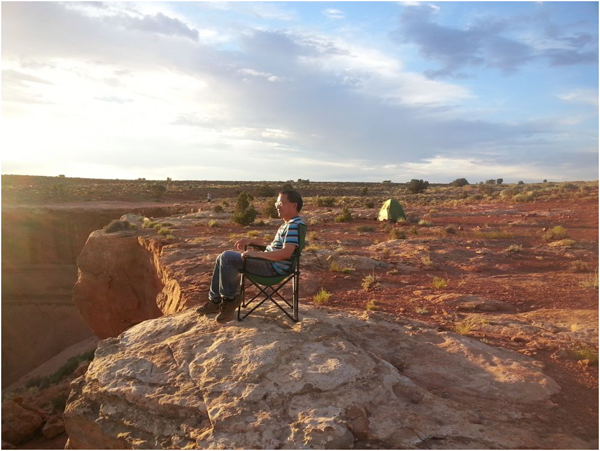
[1,1,598,183]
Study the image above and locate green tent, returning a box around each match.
[378,198,407,222]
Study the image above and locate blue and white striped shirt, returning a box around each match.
[266,216,306,275]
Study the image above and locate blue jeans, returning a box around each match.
[209,250,278,301]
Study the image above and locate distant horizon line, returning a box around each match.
[1,173,598,186]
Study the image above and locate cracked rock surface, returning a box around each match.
[64,305,591,449]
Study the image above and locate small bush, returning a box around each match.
[315,196,336,207]
[452,178,470,187]
[208,220,219,228]
[432,276,449,289]
[330,261,354,273]
[313,288,332,304]
[389,229,406,240]
[543,226,567,242]
[421,255,433,266]
[255,184,276,197]
[444,225,457,235]
[212,205,224,213]
[335,207,353,223]
[455,317,485,336]
[579,269,599,289]
[361,273,379,291]
[366,299,379,311]
[407,179,429,194]
[418,219,433,227]
[570,346,599,365]
[232,206,258,226]
[262,199,279,218]
[365,201,375,208]
[570,260,590,273]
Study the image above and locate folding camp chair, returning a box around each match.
[237,224,307,323]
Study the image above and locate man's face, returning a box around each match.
[275,194,297,220]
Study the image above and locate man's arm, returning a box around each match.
[234,238,269,250]
[242,244,297,261]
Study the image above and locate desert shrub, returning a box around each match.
[330,261,354,273]
[281,182,294,191]
[389,228,406,240]
[361,273,379,291]
[142,220,157,229]
[513,192,535,202]
[407,179,429,194]
[313,288,332,304]
[454,317,485,336]
[315,196,336,207]
[418,219,433,227]
[569,346,599,365]
[421,255,433,266]
[212,204,224,213]
[444,225,457,235]
[414,307,430,315]
[506,244,523,253]
[469,194,484,201]
[452,178,470,187]
[255,184,276,197]
[335,207,353,223]
[262,199,279,218]
[232,192,258,226]
[409,226,419,235]
[157,227,172,236]
[150,183,167,199]
[366,299,379,311]
[26,350,95,389]
[365,200,375,208]
[475,229,514,239]
[569,260,590,273]
[543,226,567,242]
[579,269,599,289]
[105,220,132,234]
[208,220,219,228]
[431,276,449,289]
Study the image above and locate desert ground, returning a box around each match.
[1,175,598,448]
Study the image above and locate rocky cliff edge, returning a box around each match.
[64,303,591,449]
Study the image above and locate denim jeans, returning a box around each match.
[209,250,278,301]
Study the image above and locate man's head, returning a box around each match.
[276,189,303,220]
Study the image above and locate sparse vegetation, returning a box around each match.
[455,317,486,336]
[208,219,219,228]
[105,220,133,234]
[335,207,353,223]
[389,228,406,240]
[25,350,95,389]
[579,269,599,289]
[315,196,336,207]
[357,225,375,233]
[431,276,449,289]
[330,261,354,273]
[407,179,429,194]
[570,346,599,365]
[570,260,590,273]
[474,229,514,239]
[366,299,379,311]
[212,204,224,213]
[361,273,379,291]
[543,226,568,242]
[313,288,332,304]
[506,244,523,253]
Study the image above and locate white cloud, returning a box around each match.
[557,89,599,107]
[323,8,345,20]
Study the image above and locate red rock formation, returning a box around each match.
[73,230,165,339]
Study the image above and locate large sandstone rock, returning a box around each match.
[64,306,592,449]
[73,230,165,339]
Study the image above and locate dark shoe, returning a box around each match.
[196,300,221,315]
[216,296,242,323]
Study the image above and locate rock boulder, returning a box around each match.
[64,305,592,449]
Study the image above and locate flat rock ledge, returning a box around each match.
[64,305,592,450]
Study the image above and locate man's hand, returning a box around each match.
[241,250,264,259]
[234,238,254,250]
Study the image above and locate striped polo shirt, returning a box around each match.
[266,216,306,275]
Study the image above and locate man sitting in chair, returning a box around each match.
[196,189,306,323]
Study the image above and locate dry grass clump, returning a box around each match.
[505,244,523,253]
[579,269,599,289]
[569,260,590,273]
[361,273,379,291]
[455,316,487,336]
[366,299,379,311]
[330,261,354,273]
[474,229,514,239]
[543,226,567,242]
[313,288,332,304]
[570,346,599,366]
[431,276,449,289]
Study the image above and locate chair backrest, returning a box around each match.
[288,223,307,274]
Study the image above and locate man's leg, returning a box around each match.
[216,253,278,322]
[198,250,241,315]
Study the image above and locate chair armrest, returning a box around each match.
[244,244,267,251]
